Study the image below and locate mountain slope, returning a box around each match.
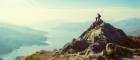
[22,19,140,60]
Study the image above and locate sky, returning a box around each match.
[0,0,139,30]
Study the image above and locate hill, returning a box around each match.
[21,18,140,60]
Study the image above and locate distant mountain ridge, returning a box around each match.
[110,18,140,36]
[55,18,140,36]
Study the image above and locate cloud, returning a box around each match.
[0,23,47,55]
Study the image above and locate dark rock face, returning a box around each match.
[62,20,132,60]
[62,38,89,53]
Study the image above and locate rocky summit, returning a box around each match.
[61,20,131,60]
[22,19,140,60]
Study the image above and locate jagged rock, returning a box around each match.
[61,20,132,60]
[83,21,128,45]
[62,38,89,53]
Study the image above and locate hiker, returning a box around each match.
[80,13,103,39]
[96,13,101,22]
[91,13,103,28]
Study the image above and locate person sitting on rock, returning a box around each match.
[92,13,103,28]
[80,13,103,39]
[96,13,101,22]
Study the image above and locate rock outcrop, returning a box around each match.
[61,20,133,60]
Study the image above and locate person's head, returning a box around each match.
[97,13,100,15]
[97,13,101,18]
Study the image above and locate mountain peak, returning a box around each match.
[22,14,140,60]
[61,16,132,59]
[79,19,128,44]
